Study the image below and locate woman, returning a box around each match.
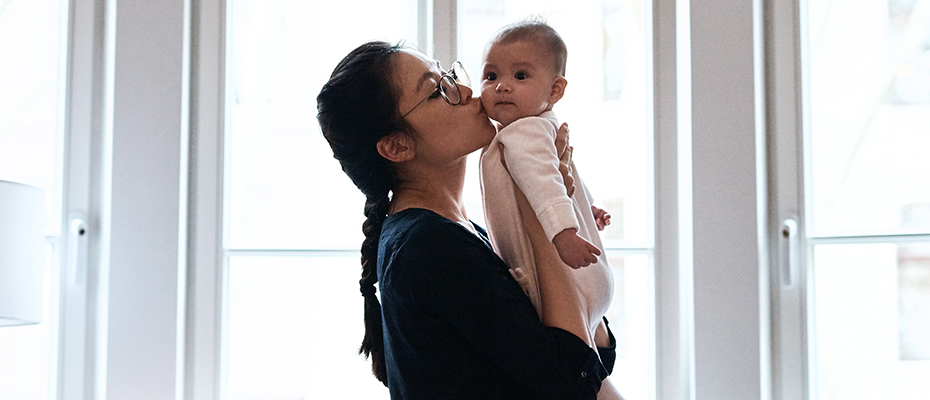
[316,41,614,399]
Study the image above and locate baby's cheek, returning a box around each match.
[478,94,494,111]
[479,87,494,102]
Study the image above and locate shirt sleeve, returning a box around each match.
[394,221,607,399]
[498,118,579,241]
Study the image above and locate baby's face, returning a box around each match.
[480,41,561,128]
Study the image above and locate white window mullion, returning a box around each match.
[58,0,108,398]
[767,0,813,398]
[417,0,432,58]
[431,0,456,67]
[653,0,694,399]
[184,0,226,399]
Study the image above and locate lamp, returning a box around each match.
[0,180,45,327]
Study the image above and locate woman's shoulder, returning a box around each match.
[383,208,463,238]
[379,209,505,292]
[382,209,490,257]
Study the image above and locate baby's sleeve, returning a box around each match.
[497,118,579,241]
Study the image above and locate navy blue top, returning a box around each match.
[377,208,609,399]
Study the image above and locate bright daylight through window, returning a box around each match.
[224,0,654,399]
[0,0,66,399]
[805,0,930,398]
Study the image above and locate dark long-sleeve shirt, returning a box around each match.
[377,208,609,399]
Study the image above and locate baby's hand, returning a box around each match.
[552,228,601,269]
[592,205,611,231]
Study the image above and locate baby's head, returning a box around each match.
[480,20,568,127]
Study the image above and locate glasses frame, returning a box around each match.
[401,61,470,117]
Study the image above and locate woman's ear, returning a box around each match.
[549,75,568,104]
[377,133,415,162]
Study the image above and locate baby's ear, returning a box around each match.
[377,133,415,163]
[549,76,568,104]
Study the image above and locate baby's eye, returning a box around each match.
[514,71,528,80]
[485,72,498,81]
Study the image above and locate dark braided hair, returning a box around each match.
[316,41,412,385]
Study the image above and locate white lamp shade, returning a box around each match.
[0,180,45,327]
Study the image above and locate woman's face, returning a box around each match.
[393,50,497,165]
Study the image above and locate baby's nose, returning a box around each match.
[495,82,510,92]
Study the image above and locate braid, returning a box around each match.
[317,41,410,386]
[358,194,390,385]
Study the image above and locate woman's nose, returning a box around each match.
[458,84,474,101]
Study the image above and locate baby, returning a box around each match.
[478,20,623,399]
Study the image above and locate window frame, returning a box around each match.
[767,0,930,399]
[58,0,107,398]
[196,0,669,398]
[58,0,191,399]
[764,0,808,399]
[57,0,781,399]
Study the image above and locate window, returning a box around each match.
[0,0,67,398]
[772,0,930,398]
[223,1,416,398]
[222,0,655,398]
[805,0,930,398]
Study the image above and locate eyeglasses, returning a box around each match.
[401,61,471,117]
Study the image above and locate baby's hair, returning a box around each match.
[490,17,567,76]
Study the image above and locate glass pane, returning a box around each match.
[0,0,65,236]
[227,0,418,250]
[226,254,654,400]
[458,0,654,248]
[807,0,930,236]
[0,1,64,399]
[0,244,58,400]
[605,253,656,400]
[225,256,389,399]
[812,243,930,400]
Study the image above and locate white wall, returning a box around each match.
[689,0,766,399]
[101,1,188,399]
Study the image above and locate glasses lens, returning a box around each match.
[440,75,461,105]
[452,61,470,86]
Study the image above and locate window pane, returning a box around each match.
[0,0,65,236]
[458,0,654,248]
[225,256,389,399]
[0,1,65,399]
[812,243,930,400]
[807,0,930,236]
[605,253,656,400]
[225,254,655,400]
[227,0,418,250]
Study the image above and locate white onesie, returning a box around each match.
[479,110,614,336]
